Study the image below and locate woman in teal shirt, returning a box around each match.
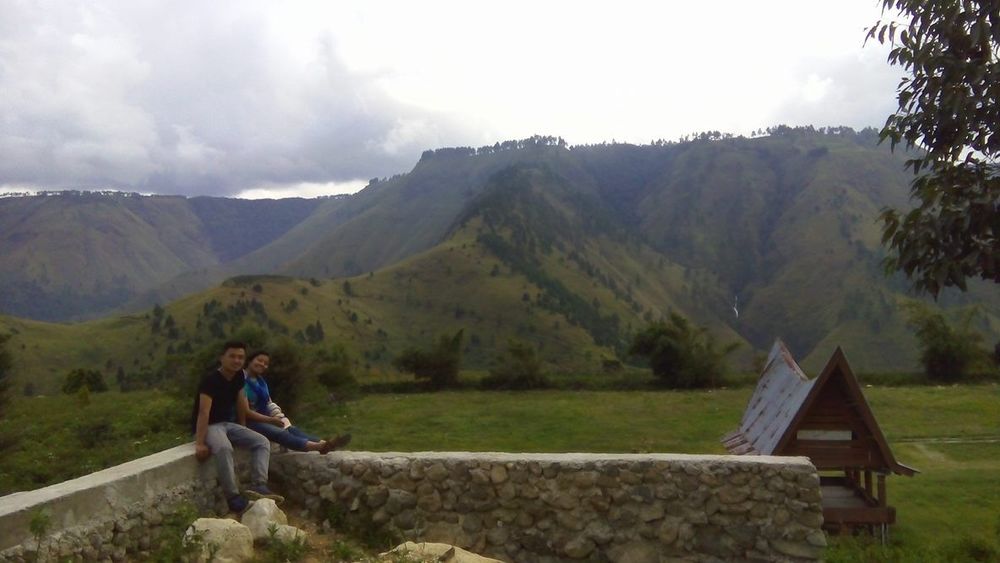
[243,350,351,453]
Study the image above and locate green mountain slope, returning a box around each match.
[2,129,998,378]
[0,193,320,320]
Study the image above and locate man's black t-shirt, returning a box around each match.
[190,369,246,434]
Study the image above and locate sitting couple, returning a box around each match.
[191,341,351,513]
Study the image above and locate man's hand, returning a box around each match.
[195,444,211,461]
[270,416,285,427]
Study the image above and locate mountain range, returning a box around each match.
[2,127,998,392]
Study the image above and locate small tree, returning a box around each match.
[867,1,1000,295]
[480,339,549,390]
[629,314,738,389]
[316,342,357,395]
[263,338,305,412]
[392,329,464,389]
[905,303,987,381]
[0,334,12,414]
[62,369,108,394]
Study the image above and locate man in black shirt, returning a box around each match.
[191,340,281,513]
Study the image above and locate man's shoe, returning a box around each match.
[244,485,284,504]
[227,494,250,514]
[321,433,352,454]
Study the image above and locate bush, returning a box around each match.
[261,337,305,412]
[481,340,549,390]
[628,313,739,389]
[905,303,989,382]
[62,369,108,394]
[0,334,11,414]
[315,343,358,397]
[392,329,463,389]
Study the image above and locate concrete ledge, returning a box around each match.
[0,443,215,552]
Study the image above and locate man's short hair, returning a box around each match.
[220,341,247,354]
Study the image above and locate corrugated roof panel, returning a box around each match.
[736,339,814,455]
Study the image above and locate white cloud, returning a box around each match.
[0,0,905,196]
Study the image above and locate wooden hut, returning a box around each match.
[722,340,916,539]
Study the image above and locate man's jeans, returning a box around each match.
[204,422,270,498]
[247,422,320,452]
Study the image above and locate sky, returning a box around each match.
[0,1,905,198]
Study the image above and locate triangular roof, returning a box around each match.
[723,339,916,476]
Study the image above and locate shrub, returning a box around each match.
[628,313,739,389]
[62,369,108,394]
[315,343,358,397]
[262,338,306,412]
[392,330,463,389]
[905,303,988,382]
[0,334,12,414]
[481,340,549,390]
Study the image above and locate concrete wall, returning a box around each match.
[0,444,227,562]
[0,447,826,562]
[272,451,826,562]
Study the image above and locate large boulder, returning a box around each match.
[381,541,504,562]
[241,499,288,541]
[184,518,254,563]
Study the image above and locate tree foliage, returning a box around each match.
[392,329,463,389]
[480,339,549,390]
[868,1,1000,295]
[905,303,988,381]
[62,369,108,394]
[315,342,357,396]
[629,314,738,389]
[0,334,12,414]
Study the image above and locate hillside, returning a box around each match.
[2,129,999,383]
[0,193,320,320]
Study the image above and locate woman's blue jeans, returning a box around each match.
[247,422,320,451]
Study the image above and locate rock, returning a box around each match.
[365,485,390,508]
[241,499,288,541]
[563,536,596,559]
[584,520,614,545]
[773,508,791,526]
[718,485,750,504]
[385,489,417,515]
[657,516,682,545]
[573,471,598,488]
[489,465,509,484]
[770,538,824,560]
[638,503,664,522]
[806,530,828,547]
[381,541,504,562]
[426,463,450,482]
[606,540,659,563]
[798,511,825,528]
[269,524,306,544]
[184,518,253,563]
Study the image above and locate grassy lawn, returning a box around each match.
[1,383,998,559]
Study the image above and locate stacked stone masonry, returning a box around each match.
[0,447,825,562]
[272,451,826,562]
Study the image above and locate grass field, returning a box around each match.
[1,383,998,560]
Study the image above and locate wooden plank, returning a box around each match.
[823,506,896,525]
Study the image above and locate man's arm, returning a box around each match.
[237,390,249,426]
[194,393,212,461]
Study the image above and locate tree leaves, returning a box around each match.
[868,0,1000,296]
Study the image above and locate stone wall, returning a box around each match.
[0,444,230,562]
[0,447,826,562]
[271,451,826,562]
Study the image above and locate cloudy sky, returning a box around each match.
[0,1,905,198]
